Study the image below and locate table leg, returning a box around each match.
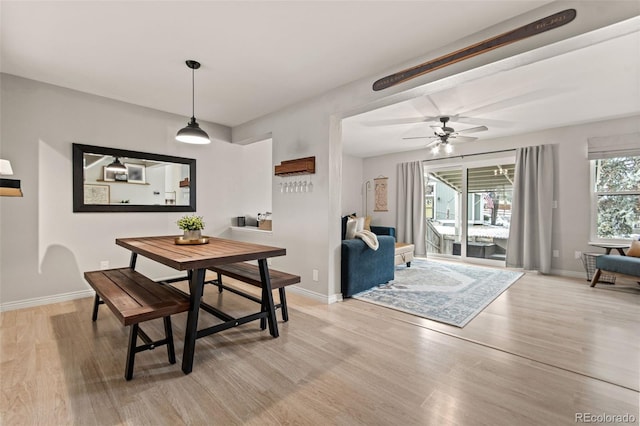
[616,248,626,256]
[129,252,138,269]
[258,259,279,338]
[604,248,612,255]
[182,268,205,374]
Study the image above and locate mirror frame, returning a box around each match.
[73,143,197,213]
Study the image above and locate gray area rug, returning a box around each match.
[353,258,523,327]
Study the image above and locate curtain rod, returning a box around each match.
[422,148,516,163]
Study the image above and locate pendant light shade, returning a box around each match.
[106,157,127,171]
[176,60,210,144]
[176,117,210,144]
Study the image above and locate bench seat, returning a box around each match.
[85,267,190,380]
[208,262,300,324]
[590,255,640,287]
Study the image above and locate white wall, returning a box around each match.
[239,138,272,224]
[341,154,363,216]
[361,115,640,275]
[0,74,240,307]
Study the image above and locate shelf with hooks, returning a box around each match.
[274,156,315,176]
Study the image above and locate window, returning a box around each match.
[592,156,640,240]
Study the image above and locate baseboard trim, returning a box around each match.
[288,286,342,304]
[1,289,95,312]
[2,280,344,312]
[550,268,587,280]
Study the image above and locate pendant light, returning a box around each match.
[106,157,127,171]
[176,60,210,144]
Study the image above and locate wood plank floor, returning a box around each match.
[1,270,638,425]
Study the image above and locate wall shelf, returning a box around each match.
[275,156,315,176]
[230,226,273,235]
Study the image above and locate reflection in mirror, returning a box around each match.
[73,144,196,212]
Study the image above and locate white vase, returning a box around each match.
[183,230,201,240]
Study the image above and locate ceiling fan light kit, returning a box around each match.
[176,60,210,145]
[404,116,488,155]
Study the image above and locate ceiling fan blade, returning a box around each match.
[402,136,438,140]
[455,116,511,127]
[430,126,446,136]
[457,125,488,134]
[449,135,478,143]
[410,96,442,117]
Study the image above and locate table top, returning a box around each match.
[588,242,630,249]
[116,235,286,271]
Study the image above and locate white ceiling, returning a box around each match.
[342,27,640,157]
[2,2,638,159]
[1,1,551,128]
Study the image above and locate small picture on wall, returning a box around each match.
[374,176,388,212]
[84,184,110,204]
[103,166,127,182]
[125,163,146,184]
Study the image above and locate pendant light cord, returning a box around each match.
[191,66,195,120]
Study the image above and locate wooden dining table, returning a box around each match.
[116,235,286,374]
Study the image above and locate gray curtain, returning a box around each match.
[396,161,426,255]
[506,145,554,273]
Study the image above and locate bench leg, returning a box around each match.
[260,295,267,330]
[125,324,139,381]
[279,288,289,322]
[163,317,176,364]
[590,269,602,287]
[91,294,101,321]
[217,272,223,293]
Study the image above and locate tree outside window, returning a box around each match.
[594,156,640,240]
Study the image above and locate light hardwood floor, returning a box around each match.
[1,269,638,425]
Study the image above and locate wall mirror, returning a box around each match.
[73,143,196,212]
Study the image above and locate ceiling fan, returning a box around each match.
[403,116,488,153]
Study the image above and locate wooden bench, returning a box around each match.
[208,263,300,327]
[85,267,190,380]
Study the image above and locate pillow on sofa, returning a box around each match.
[341,213,356,240]
[627,240,640,257]
[364,215,372,231]
[345,216,365,239]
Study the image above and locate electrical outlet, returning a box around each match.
[552,250,559,258]
[100,260,110,270]
[552,200,558,209]
[574,251,582,259]
[312,269,319,282]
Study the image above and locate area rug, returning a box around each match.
[353,259,523,327]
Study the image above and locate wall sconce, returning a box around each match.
[0,159,23,197]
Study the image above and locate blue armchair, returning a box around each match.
[341,216,395,298]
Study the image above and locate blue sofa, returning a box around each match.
[590,255,640,287]
[341,217,395,298]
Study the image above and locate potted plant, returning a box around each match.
[177,214,205,240]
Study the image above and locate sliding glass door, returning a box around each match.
[425,167,462,257]
[465,164,513,261]
[424,154,515,264]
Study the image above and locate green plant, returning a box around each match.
[177,214,205,231]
